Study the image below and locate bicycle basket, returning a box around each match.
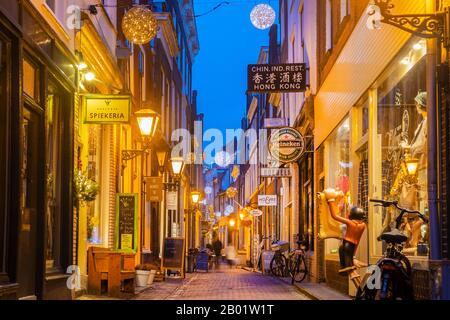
[271,241,289,252]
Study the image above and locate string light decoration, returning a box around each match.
[250,3,276,30]
[122,5,158,44]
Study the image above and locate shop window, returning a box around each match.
[375,54,428,258]
[87,125,103,245]
[325,0,333,51]
[45,82,64,270]
[23,59,39,102]
[340,0,349,22]
[325,117,351,255]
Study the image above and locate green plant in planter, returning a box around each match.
[74,170,99,207]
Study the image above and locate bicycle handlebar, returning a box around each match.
[370,199,429,227]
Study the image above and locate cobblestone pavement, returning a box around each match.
[134,267,309,300]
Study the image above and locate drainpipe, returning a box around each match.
[426,0,443,300]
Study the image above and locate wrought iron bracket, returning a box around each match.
[122,149,149,162]
[369,0,449,43]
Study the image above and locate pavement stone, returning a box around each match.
[134,266,309,301]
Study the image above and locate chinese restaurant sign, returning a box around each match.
[115,194,138,252]
[248,63,307,93]
[269,127,305,163]
[83,94,131,124]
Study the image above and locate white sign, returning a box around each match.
[261,167,292,178]
[167,191,178,211]
[250,209,263,217]
[265,118,288,128]
[258,195,277,207]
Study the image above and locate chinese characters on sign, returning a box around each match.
[248,63,307,93]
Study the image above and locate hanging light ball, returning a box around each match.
[122,5,158,45]
[250,4,276,30]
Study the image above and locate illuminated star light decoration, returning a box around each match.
[122,5,158,45]
[250,3,276,30]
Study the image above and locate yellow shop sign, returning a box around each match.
[83,94,131,124]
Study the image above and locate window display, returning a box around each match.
[325,117,352,254]
[376,57,429,257]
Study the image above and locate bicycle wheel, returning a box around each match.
[291,255,307,283]
[270,254,287,277]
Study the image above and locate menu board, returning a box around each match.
[162,238,185,270]
[115,194,138,252]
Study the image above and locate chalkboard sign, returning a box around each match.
[162,238,185,271]
[115,194,138,252]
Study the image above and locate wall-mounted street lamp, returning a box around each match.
[403,154,419,176]
[156,150,168,174]
[122,109,160,162]
[191,191,201,205]
[170,157,185,178]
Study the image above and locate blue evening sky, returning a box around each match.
[193,1,278,139]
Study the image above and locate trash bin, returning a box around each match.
[187,249,197,273]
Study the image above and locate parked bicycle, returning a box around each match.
[287,234,309,284]
[356,199,428,300]
[270,240,290,277]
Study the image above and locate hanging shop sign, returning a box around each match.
[258,195,277,207]
[248,63,306,93]
[269,127,305,163]
[145,177,163,202]
[167,191,178,211]
[115,194,138,252]
[250,209,263,217]
[261,167,292,178]
[265,118,289,128]
[83,94,131,124]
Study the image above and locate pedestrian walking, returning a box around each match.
[212,236,223,270]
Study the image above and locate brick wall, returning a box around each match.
[325,259,348,294]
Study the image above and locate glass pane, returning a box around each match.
[87,125,102,244]
[376,57,429,257]
[0,37,8,270]
[325,117,351,254]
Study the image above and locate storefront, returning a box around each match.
[0,1,76,300]
[314,0,434,297]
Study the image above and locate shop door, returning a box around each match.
[17,106,42,299]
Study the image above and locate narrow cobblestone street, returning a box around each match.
[134,267,309,301]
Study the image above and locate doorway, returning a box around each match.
[17,105,43,299]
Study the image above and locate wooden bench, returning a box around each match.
[87,247,136,297]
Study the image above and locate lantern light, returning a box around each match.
[229,219,236,228]
[170,157,185,176]
[250,4,276,30]
[191,191,201,205]
[84,72,95,81]
[135,109,160,138]
[122,5,158,45]
[405,158,419,176]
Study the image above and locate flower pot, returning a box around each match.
[147,270,157,285]
[135,270,150,287]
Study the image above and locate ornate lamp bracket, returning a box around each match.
[122,149,149,162]
[369,0,448,42]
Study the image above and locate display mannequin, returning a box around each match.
[324,188,367,287]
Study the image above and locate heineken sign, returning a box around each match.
[269,127,305,164]
[83,94,131,124]
[248,63,307,93]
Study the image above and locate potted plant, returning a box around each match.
[135,264,159,287]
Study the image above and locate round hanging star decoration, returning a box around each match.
[250,4,276,30]
[122,5,158,45]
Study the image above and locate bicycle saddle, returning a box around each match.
[380,229,408,244]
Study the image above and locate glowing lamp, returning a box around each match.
[135,109,160,138]
[122,5,158,45]
[191,191,201,205]
[170,157,185,176]
[250,4,276,30]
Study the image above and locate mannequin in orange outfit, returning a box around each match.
[324,189,367,283]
